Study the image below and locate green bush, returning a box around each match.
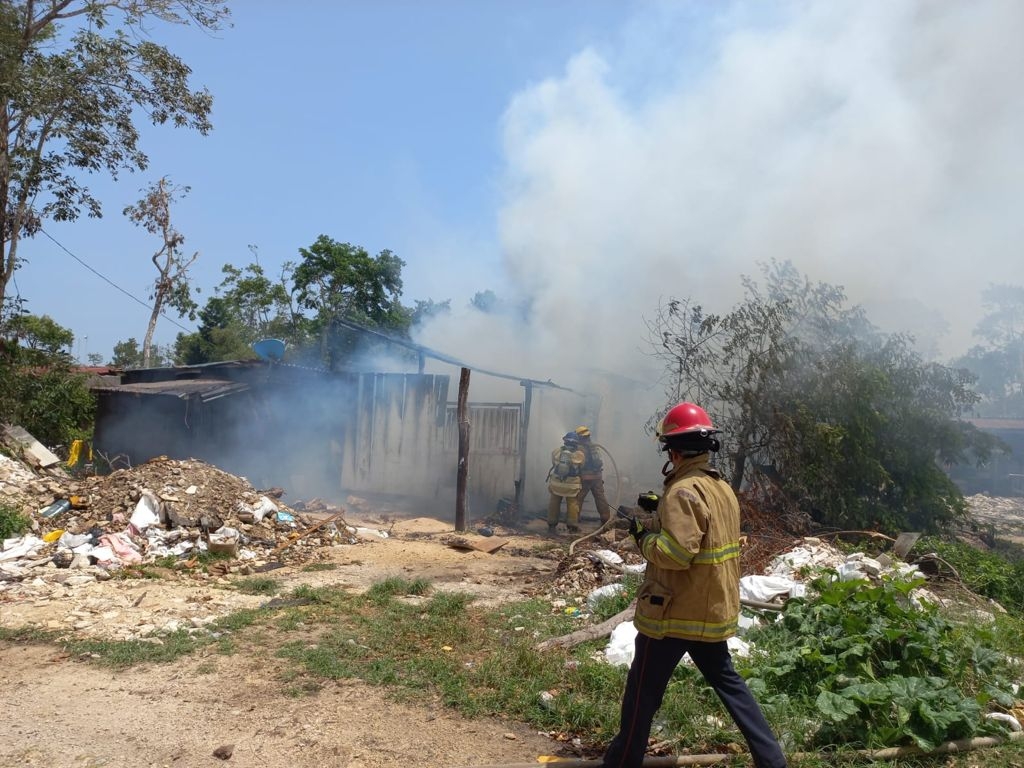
[0,355,95,448]
[744,573,1017,751]
[0,503,30,539]
[917,536,1024,612]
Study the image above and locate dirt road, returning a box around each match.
[1,515,570,768]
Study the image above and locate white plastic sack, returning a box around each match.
[353,526,389,539]
[604,621,638,667]
[586,583,626,609]
[740,575,796,603]
[90,545,115,563]
[0,535,44,562]
[57,532,91,549]
[727,636,751,658]
[252,496,278,522]
[209,526,240,544]
[129,491,161,532]
[589,549,624,567]
[986,712,1022,732]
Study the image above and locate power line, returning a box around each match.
[39,228,193,333]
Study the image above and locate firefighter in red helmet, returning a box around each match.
[601,402,787,768]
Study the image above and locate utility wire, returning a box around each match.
[39,228,193,333]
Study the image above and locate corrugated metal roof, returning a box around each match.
[91,378,249,402]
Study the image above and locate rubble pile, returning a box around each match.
[0,444,386,642]
[1,452,362,589]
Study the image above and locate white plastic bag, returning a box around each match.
[604,621,638,667]
[129,491,161,532]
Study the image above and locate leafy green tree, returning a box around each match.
[111,337,169,368]
[0,314,94,447]
[292,236,411,369]
[173,260,307,364]
[953,284,1024,418]
[470,290,499,313]
[5,312,74,360]
[173,295,252,364]
[0,0,229,311]
[648,260,1000,533]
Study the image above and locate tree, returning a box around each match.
[173,259,307,364]
[647,260,1000,534]
[411,298,451,327]
[0,0,229,312]
[5,312,74,359]
[291,236,410,369]
[173,295,252,365]
[953,284,1024,418]
[111,336,168,368]
[123,176,199,367]
[0,313,94,447]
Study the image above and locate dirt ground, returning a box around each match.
[0,513,576,768]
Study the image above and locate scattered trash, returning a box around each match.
[40,499,71,519]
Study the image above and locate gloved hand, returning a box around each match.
[629,517,649,549]
[637,491,660,513]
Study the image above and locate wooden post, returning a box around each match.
[514,380,533,517]
[455,367,471,532]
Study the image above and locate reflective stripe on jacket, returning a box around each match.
[633,454,741,642]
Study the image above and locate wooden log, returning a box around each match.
[536,604,636,652]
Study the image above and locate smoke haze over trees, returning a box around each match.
[646,261,1003,534]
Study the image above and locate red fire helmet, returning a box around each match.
[657,402,716,441]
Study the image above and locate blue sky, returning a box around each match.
[16,1,1024,372]
[20,1,639,361]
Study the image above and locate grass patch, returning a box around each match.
[234,577,281,596]
[67,630,205,668]
[0,625,58,643]
[364,576,430,604]
[301,562,338,572]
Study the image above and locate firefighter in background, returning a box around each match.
[547,431,586,533]
[575,425,611,524]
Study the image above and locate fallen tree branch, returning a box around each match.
[536,603,636,651]
[536,596,784,653]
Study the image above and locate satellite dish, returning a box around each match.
[252,338,286,362]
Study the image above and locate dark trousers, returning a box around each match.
[602,633,787,768]
[578,477,611,522]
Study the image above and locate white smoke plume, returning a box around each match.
[420,0,1024,379]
